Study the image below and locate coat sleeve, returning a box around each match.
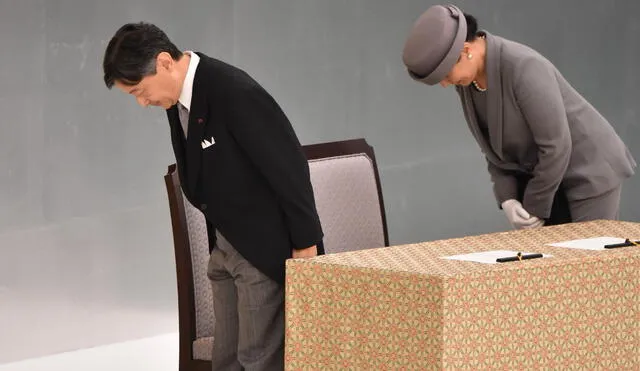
[486,158,519,207]
[514,57,572,218]
[227,82,323,249]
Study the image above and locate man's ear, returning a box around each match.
[155,52,174,72]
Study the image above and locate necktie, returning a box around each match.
[177,102,189,138]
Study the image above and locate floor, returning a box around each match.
[0,333,179,371]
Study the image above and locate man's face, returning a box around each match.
[115,52,180,109]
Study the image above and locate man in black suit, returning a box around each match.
[103,22,324,370]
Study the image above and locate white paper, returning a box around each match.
[442,250,552,264]
[546,236,626,251]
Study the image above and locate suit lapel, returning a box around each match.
[485,32,504,159]
[184,63,209,198]
[457,86,501,164]
[166,106,189,190]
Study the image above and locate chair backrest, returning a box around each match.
[164,166,214,367]
[304,138,389,253]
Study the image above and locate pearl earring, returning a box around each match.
[467,53,473,60]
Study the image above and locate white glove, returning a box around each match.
[501,199,544,230]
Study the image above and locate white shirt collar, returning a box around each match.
[178,51,200,111]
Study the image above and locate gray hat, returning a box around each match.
[402,4,467,85]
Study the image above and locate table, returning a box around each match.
[285,220,640,369]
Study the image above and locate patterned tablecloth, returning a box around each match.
[285,220,640,370]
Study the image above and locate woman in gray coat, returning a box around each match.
[402,4,636,229]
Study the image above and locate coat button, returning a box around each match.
[200,204,207,211]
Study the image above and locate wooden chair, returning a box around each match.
[164,138,388,370]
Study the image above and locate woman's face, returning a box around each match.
[439,42,481,88]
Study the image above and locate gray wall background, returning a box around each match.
[1,0,638,363]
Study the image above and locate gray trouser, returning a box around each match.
[516,175,624,224]
[207,231,284,371]
[569,185,623,222]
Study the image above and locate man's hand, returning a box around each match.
[292,245,317,259]
[501,199,544,230]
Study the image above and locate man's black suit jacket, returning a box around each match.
[166,53,324,285]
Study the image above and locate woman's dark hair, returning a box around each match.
[102,22,183,89]
[464,13,480,42]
